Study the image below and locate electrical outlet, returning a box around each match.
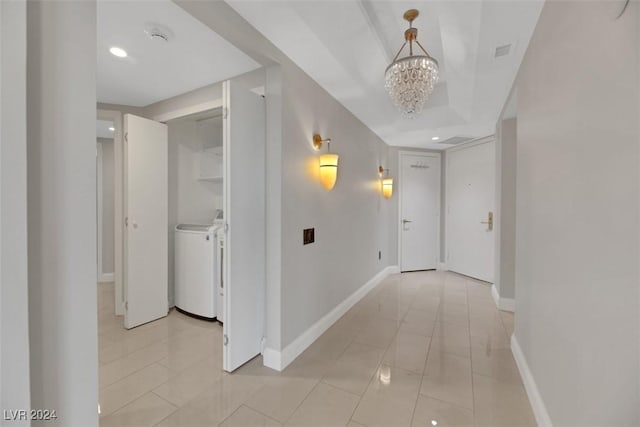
[303,228,315,245]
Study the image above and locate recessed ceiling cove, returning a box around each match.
[97,0,261,107]
[227,0,543,148]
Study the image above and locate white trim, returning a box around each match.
[437,262,448,271]
[99,273,114,283]
[491,284,515,312]
[397,150,442,272]
[263,265,399,371]
[511,334,553,427]
[262,347,281,371]
[151,99,223,123]
[386,265,401,275]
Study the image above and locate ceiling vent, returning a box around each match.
[494,44,511,58]
[438,136,475,145]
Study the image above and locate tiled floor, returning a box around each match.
[98,271,535,426]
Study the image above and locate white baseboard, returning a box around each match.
[99,272,114,283]
[262,347,281,370]
[263,265,399,371]
[511,334,553,427]
[437,262,448,271]
[491,284,515,312]
[387,265,400,274]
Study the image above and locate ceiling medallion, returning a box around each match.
[384,9,439,118]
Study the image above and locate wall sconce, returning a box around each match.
[313,134,339,191]
[379,166,393,199]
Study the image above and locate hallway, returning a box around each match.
[98,271,534,426]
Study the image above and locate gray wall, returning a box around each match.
[494,118,516,299]
[1,0,31,420]
[279,63,394,347]
[26,1,98,425]
[514,1,639,425]
[99,138,115,275]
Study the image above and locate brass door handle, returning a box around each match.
[481,212,493,230]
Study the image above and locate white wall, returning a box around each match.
[26,1,98,425]
[514,1,639,425]
[145,82,222,122]
[494,118,517,300]
[0,0,31,421]
[169,119,222,225]
[98,138,115,276]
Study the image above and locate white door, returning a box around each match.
[399,152,441,272]
[446,141,495,282]
[222,80,265,372]
[124,114,169,329]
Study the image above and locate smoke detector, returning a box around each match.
[144,24,173,43]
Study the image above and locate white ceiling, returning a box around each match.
[97,0,261,107]
[96,119,114,139]
[227,0,543,148]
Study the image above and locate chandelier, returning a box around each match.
[385,9,439,117]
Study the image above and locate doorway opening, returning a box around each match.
[95,0,267,421]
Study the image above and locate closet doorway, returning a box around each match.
[114,80,265,372]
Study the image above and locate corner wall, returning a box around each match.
[494,117,517,303]
[26,1,98,424]
[1,0,31,420]
[514,1,639,425]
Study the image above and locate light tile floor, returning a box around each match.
[98,271,535,427]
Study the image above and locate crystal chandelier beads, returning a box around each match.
[385,55,439,116]
[385,9,439,117]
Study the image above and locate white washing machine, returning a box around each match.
[174,222,223,320]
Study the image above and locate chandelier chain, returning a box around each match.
[392,41,407,63]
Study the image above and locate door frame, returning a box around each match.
[444,136,495,279]
[97,109,124,315]
[397,150,442,272]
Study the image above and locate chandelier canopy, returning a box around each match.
[384,9,439,117]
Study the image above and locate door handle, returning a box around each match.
[480,212,493,231]
[402,219,412,231]
[402,219,412,224]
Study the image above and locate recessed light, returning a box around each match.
[108,126,115,132]
[432,136,440,141]
[109,47,127,58]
